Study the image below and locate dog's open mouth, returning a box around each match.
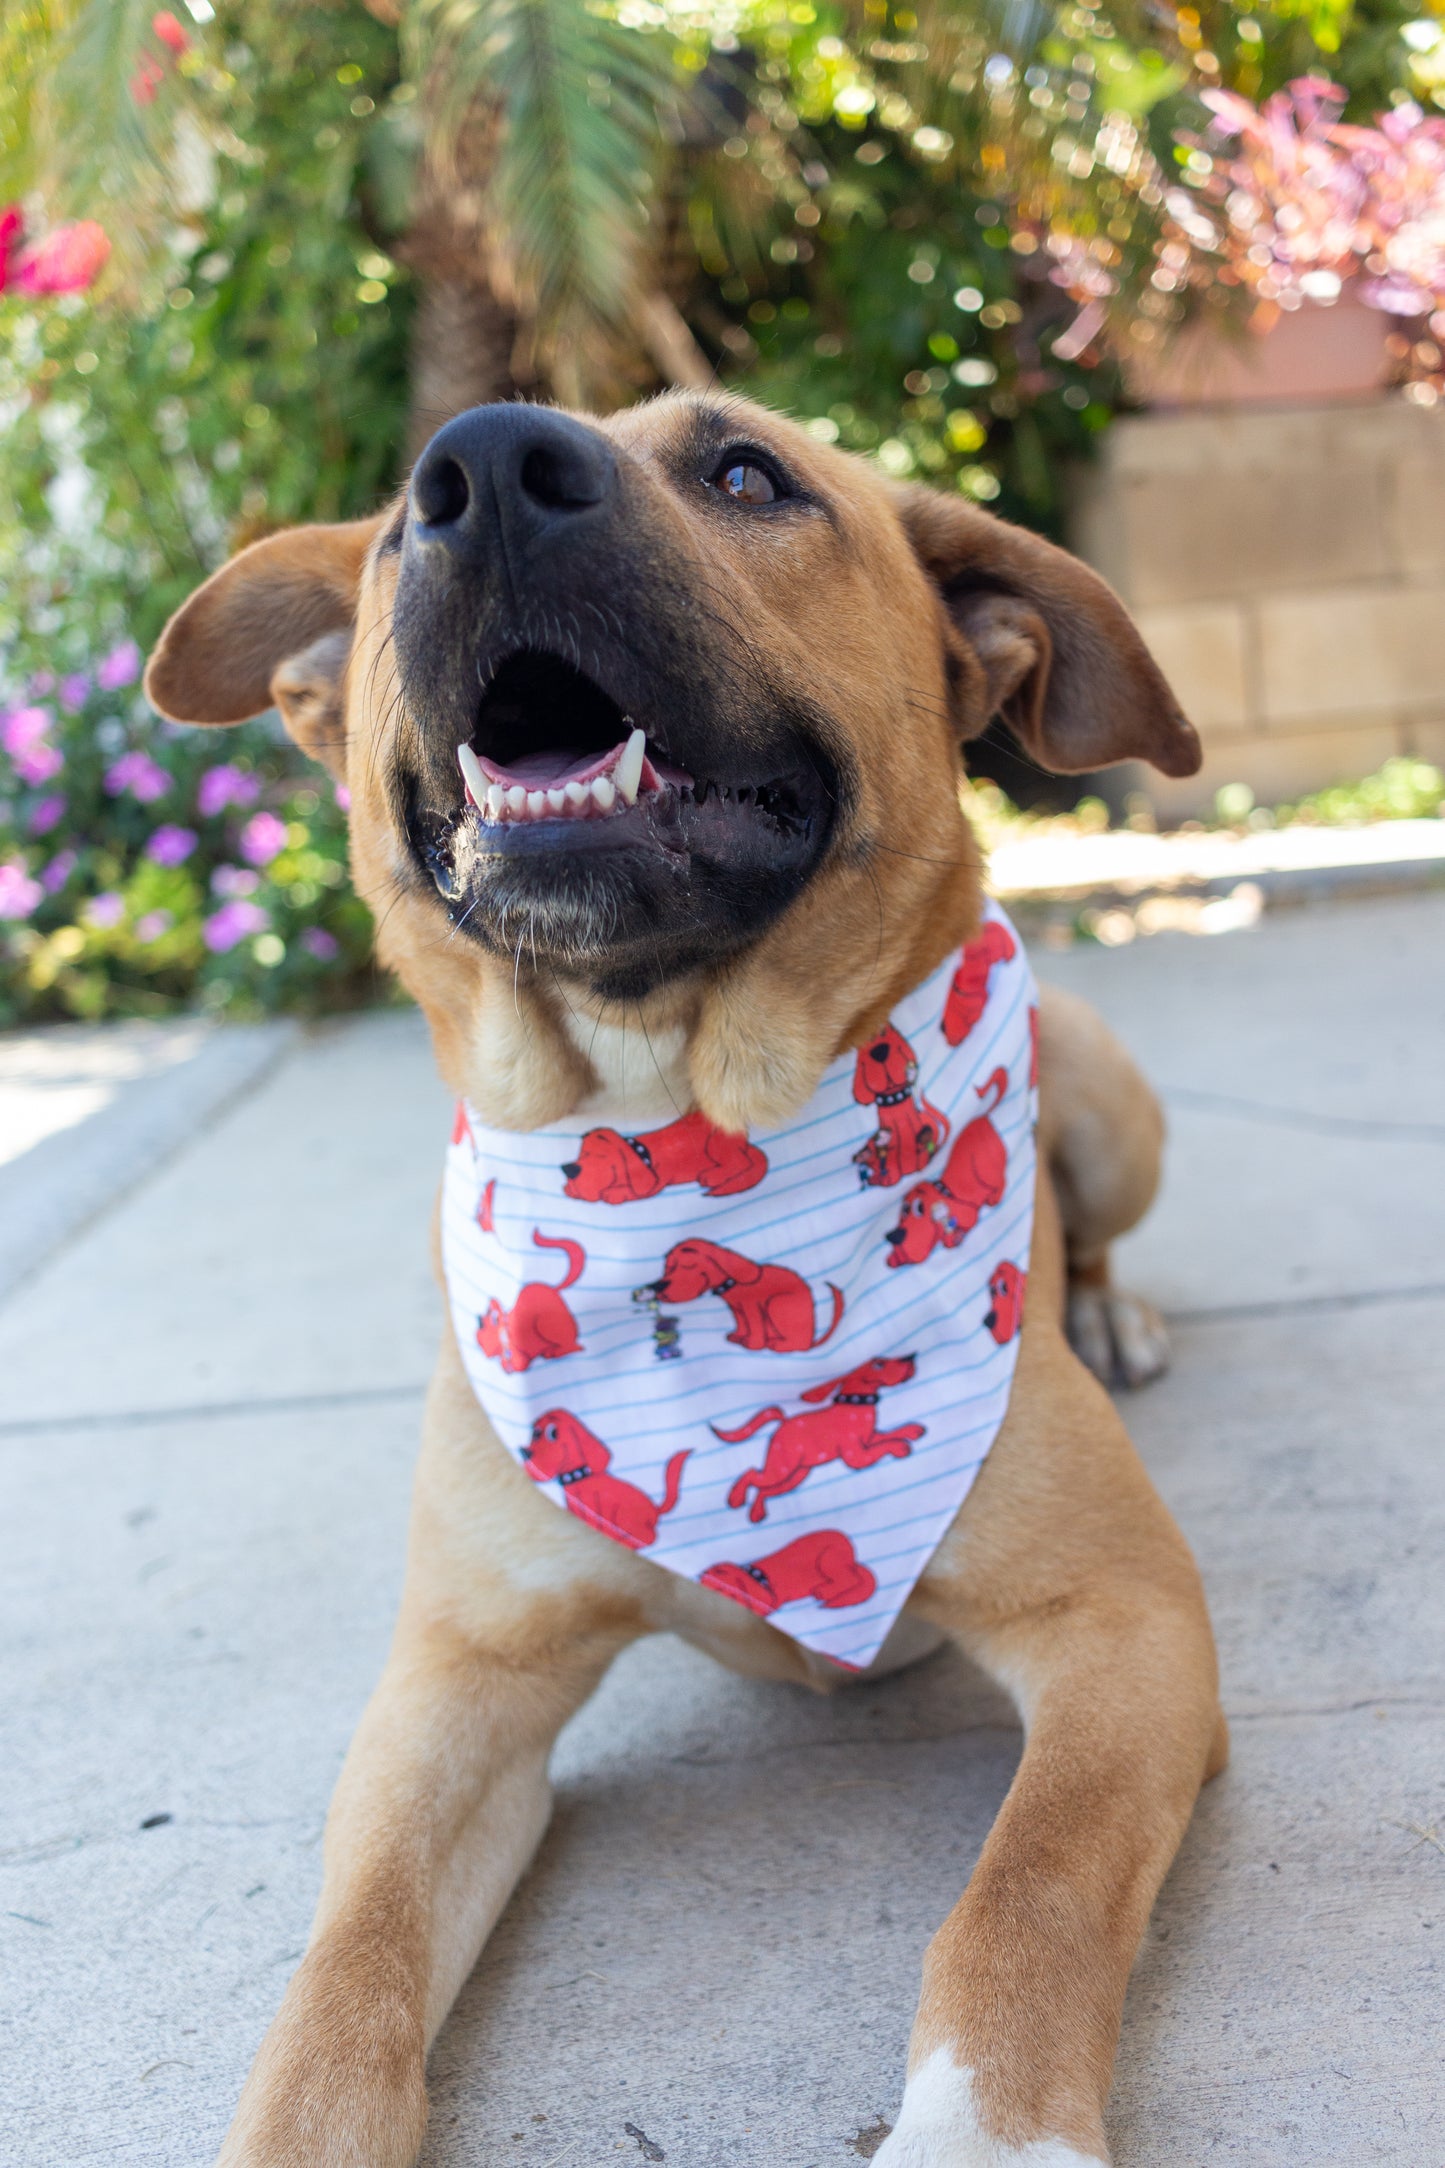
[406,650,837,988]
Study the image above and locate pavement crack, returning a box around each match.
[1160,1084,1445,1143]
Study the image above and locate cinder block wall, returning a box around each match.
[1069,400,1445,819]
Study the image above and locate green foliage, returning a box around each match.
[405,0,683,355]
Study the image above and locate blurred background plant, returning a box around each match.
[2,0,1443,1021]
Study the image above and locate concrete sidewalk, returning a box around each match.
[3,893,1443,2168]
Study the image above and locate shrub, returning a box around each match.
[0,642,374,1027]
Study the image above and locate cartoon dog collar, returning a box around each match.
[441,903,1038,1670]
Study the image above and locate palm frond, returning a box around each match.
[405,0,682,343]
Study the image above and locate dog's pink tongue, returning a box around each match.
[474,745,618,789]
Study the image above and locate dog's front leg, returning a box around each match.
[216,1413,636,2159]
[875,1192,1226,2167]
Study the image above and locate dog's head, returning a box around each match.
[801,1353,915,1402]
[984,1259,1027,1342]
[886,1182,962,1267]
[560,1126,658,1203]
[146,393,1196,1130]
[521,1410,602,1480]
[476,1301,507,1360]
[651,1239,728,1302]
[853,1023,917,1105]
[699,1560,775,1614]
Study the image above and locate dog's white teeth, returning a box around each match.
[546,786,567,814]
[591,775,616,812]
[526,789,547,818]
[564,779,589,809]
[505,785,528,816]
[484,784,505,821]
[614,727,646,806]
[457,742,487,807]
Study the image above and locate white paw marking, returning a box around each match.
[870,2049,1107,2168]
[1066,1285,1169,1390]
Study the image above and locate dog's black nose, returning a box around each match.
[560,1161,581,1180]
[410,404,615,560]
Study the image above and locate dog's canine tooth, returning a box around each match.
[457,742,487,807]
[526,789,547,818]
[564,779,589,809]
[546,786,567,814]
[505,785,527,816]
[614,727,646,805]
[484,784,505,821]
[592,775,616,812]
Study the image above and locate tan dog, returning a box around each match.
[146,392,1224,2168]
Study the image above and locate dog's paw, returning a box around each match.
[871,2052,1107,2168]
[1066,1284,1169,1390]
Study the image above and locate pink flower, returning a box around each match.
[86,891,126,929]
[105,750,169,803]
[1,705,51,758]
[202,899,269,952]
[240,810,288,866]
[0,206,23,295]
[27,794,66,836]
[152,10,189,55]
[131,51,165,104]
[334,784,352,811]
[145,823,198,866]
[15,741,64,787]
[0,859,44,920]
[135,908,174,943]
[41,850,78,894]
[198,762,261,816]
[58,672,92,711]
[97,639,142,691]
[211,864,260,897]
[300,927,340,961]
[15,220,111,297]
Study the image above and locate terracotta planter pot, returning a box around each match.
[1131,289,1395,407]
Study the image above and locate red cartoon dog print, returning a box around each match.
[521,1411,689,1549]
[476,1230,585,1373]
[851,1024,950,1188]
[562,1108,767,1205]
[984,1260,1027,1344]
[452,1100,474,1150]
[642,1239,844,1354]
[700,1530,877,1617]
[942,921,1017,1046]
[715,1357,924,1524]
[886,1068,1009,1269]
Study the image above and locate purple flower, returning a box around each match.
[58,672,92,711]
[27,793,66,836]
[198,763,261,817]
[211,864,260,898]
[96,639,142,691]
[28,671,55,695]
[105,750,169,803]
[239,810,288,867]
[334,783,352,811]
[300,927,340,961]
[135,908,174,943]
[0,859,44,920]
[202,898,269,952]
[41,850,77,894]
[145,823,198,867]
[86,891,126,929]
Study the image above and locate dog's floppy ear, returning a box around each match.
[144,516,386,779]
[893,483,1201,777]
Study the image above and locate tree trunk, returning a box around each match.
[405,271,519,462]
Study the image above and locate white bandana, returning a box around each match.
[442,902,1037,1669]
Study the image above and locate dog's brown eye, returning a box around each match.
[712,459,779,505]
